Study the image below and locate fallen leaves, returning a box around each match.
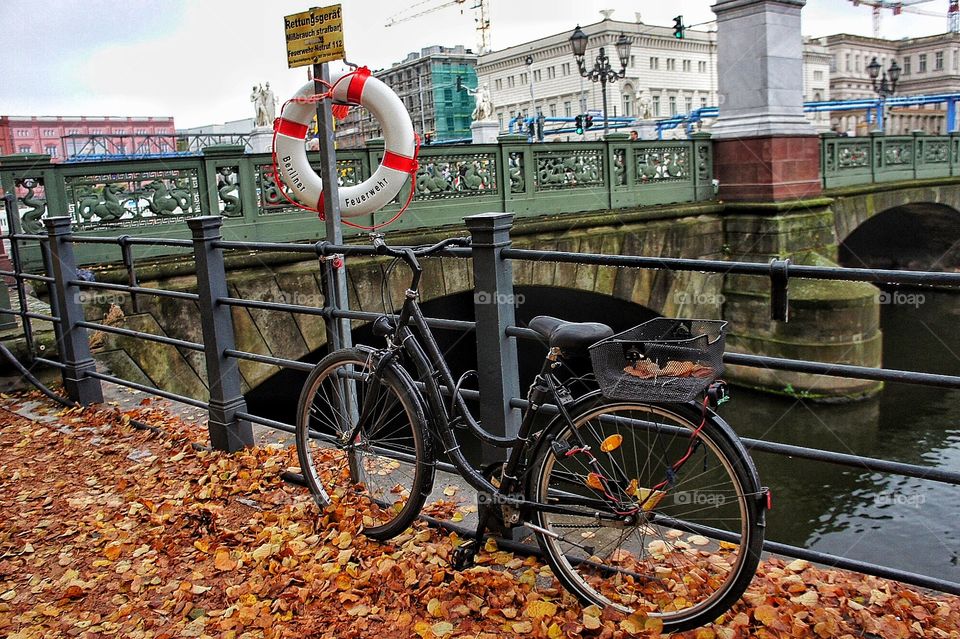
[0,390,958,639]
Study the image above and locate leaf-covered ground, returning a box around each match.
[0,392,958,639]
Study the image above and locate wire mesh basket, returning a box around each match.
[588,318,727,403]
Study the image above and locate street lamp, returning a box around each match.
[569,25,631,135]
[867,56,901,132]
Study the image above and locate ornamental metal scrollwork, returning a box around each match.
[414,154,496,200]
[508,152,524,193]
[635,147,688,183]
[837,144,869,168]
[613,149,626,186]
[696,145,711,181]
[216,166,242,217]
[257,159,365,215]
[65,169,200,230]
[884,143,912,166]
[534,149,604,190]
[924,141,949,164]
[16,178,47,234]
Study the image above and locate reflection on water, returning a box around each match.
[730,290,960,581]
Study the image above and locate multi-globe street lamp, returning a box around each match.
[866,56,901,132]
[568,25,631,135]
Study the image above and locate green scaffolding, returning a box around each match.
[430,62,477,142]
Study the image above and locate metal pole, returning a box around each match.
[188,215,253,452]
[464,212,522,465]
[313,61,352,353]
[43,217,103,405]
[417,74,427,138]
[601,73,609,136]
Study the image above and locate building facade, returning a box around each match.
[822,32,960,134]
[335,45,478,148]
[475,18,831,139]
[0,116,175,162]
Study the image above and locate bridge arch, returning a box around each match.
[838,202,960,272]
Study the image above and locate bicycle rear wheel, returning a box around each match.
[295,347,433,540]
[528,400,763,632]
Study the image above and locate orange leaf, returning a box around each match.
[586,473,604,490]
[754,604,778,627]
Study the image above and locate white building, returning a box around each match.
[822,32,960,135]
[476,18,831,139]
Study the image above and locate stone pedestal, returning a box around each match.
[710,0,821,203]
[471,120,500,144]
[245,127,274,154]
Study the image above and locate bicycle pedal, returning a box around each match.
[451,540,479,570]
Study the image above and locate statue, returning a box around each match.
[466,83,494,122]
[250,83,277,128]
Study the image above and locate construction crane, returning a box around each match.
[385,0,491,54]
[847,1,957,37]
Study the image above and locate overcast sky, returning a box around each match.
[0,0,948,128]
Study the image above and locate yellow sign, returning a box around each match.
[284,5,345,69]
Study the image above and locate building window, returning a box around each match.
[445,116,454,131]
[520,72,528,84]
[495,78,502,90]
[562,62,571,76]
[135,128,148,135]
[42,128,56,137]
[16,130,29,137]
[547,66,555,79]
[668,96,677,116]
[498,113,504,130]
[650,57,659,70]
[67,128,80,135]
[684,97,692,113]
[935,50,944,70]
[564,101,572,117]
[532,69,540,81]
[666,58,676,71]
[507,76,515,88]
[90,129,102,134]
[45,145,58,157]
[652,96,661,117]
[919,53,927,72]
[954,50,959,71]
[698,60,707,73]
[622,92,633,117]
[629,55,635,68]
[814,70,824,81]
[548,103,556,117]
[903,56,911,75]
[700,97,708,108]
[855,56,860,73]
[682,59,691,72]
[18,145,31,153]
[845,53,850,72]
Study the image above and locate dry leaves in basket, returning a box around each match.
[623,359,714,379]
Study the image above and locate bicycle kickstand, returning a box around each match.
[451,502,492,570]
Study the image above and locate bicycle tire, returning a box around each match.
[527,399,764,632]
[295,347,434,540]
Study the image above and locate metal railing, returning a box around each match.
[821,131,960,189]
[0,134,713,270]
[3,196,960,597]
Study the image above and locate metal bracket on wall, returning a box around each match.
[769,258,790,322]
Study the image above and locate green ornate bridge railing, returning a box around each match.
[820,131,960,189]
[0,132,714,270]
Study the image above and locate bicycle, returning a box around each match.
[295,235,768,631]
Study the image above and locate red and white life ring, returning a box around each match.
[273,68,417,218]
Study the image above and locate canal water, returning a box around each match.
[731,289,960,582]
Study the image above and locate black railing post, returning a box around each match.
[465,212,522,463]
[188,216,253,452]
[43,217,103,405]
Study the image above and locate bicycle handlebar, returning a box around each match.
[371,235,471,261]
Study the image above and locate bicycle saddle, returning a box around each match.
[528,316,614,353]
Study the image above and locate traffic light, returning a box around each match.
[673,15,685,39]
[575,114,584,134]
[585,114,594,130]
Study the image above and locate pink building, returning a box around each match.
[0,115,176,162]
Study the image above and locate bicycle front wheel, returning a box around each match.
[528,401,763,632]
[295,347,433,540]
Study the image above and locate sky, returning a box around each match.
[0,0,950,128]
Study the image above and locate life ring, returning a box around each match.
[273,68,417,218]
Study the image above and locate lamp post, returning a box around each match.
[867,56,901,133]
[569,25,631,135]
